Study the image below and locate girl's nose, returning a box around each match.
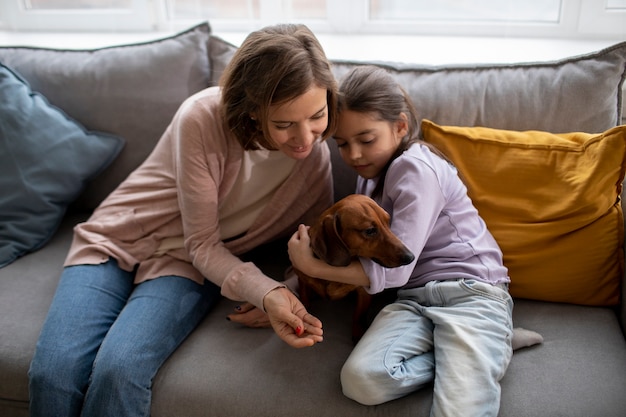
[349,145,361,160]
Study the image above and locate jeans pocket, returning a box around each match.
[460,279,511,305]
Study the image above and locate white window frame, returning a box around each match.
[323,0,626,39]
[0,0,156,31]
[578,0,626,36]
[161,0,334,34]
[0,0,624,39]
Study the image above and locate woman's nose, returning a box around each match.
[294,122,317,145]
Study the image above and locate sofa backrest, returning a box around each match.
[1,26,625,330]
[1,28,625,207]
[322,43,626,330]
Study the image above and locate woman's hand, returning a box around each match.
[263,287,323,348]
[227,302,271,328]
[226,272,302,328]
[288,224,317,276]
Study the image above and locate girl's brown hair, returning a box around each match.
[338,65,448,198]
[220,24,338,150]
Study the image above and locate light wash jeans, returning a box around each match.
[341,279,513,417]
[28,258,221,417]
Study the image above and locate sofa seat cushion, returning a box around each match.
[0,212,88,413]
[422,120,626,305]
[0,64,124,267]
[1,220,626,417]
[150,295,626,417]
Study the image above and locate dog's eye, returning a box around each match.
[363,227,378,237]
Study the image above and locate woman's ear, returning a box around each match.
[395,112,409,138]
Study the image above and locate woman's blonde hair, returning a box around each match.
[220,24,338,150]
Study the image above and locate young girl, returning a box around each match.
[288,65,514,416]
[29,24,336,417]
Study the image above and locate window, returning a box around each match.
[1,0,624,39]
[25,0,132,8]
[369,0,561,22]
[578,0,626,36]
[607,0,626,8]
[359,0,565,36]
[166,0,262,20]
[165,0,330,33]
[166,0,326,21]
[1,0,155,31]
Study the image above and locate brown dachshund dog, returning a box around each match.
[296,194,415,342]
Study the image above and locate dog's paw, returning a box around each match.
[512,327,543,351]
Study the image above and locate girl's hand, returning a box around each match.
[263,287,323,348]
[288,224,317,276]
[227,302,271,328]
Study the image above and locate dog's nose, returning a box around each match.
[373,249,415,268]
[400,250,415,265]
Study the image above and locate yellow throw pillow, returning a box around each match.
[421,119,626,306]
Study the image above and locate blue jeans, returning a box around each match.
[29,258,220,417]
[341,279,513,417]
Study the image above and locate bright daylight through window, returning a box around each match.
[1,0,624,39]
[24,0,132,7]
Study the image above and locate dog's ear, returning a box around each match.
[311,213,352,267]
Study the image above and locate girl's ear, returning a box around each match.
[395,112,409,138]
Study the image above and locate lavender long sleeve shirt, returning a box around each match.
[356,143,509,295]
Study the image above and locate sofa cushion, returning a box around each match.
[332,42,626,134]
[330,42,626,202]
[0,63,124,268]
[0,22,212,210]
[2,217,626,417]
[0,212,88,411]
[208,35,237,87]
[153,289,626,417]
[421,120,626,306]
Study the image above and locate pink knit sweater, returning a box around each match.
[65,87,333,309]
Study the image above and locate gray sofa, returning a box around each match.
[1,22,626,417]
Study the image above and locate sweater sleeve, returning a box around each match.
[360,154,446,294]
[171,93,283,310]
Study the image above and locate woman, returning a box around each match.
[29,24,337,417]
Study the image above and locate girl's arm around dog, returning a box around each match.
[288,224,371,287]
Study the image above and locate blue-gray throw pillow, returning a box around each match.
[0,63,124,268]
[0,22,212,210]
